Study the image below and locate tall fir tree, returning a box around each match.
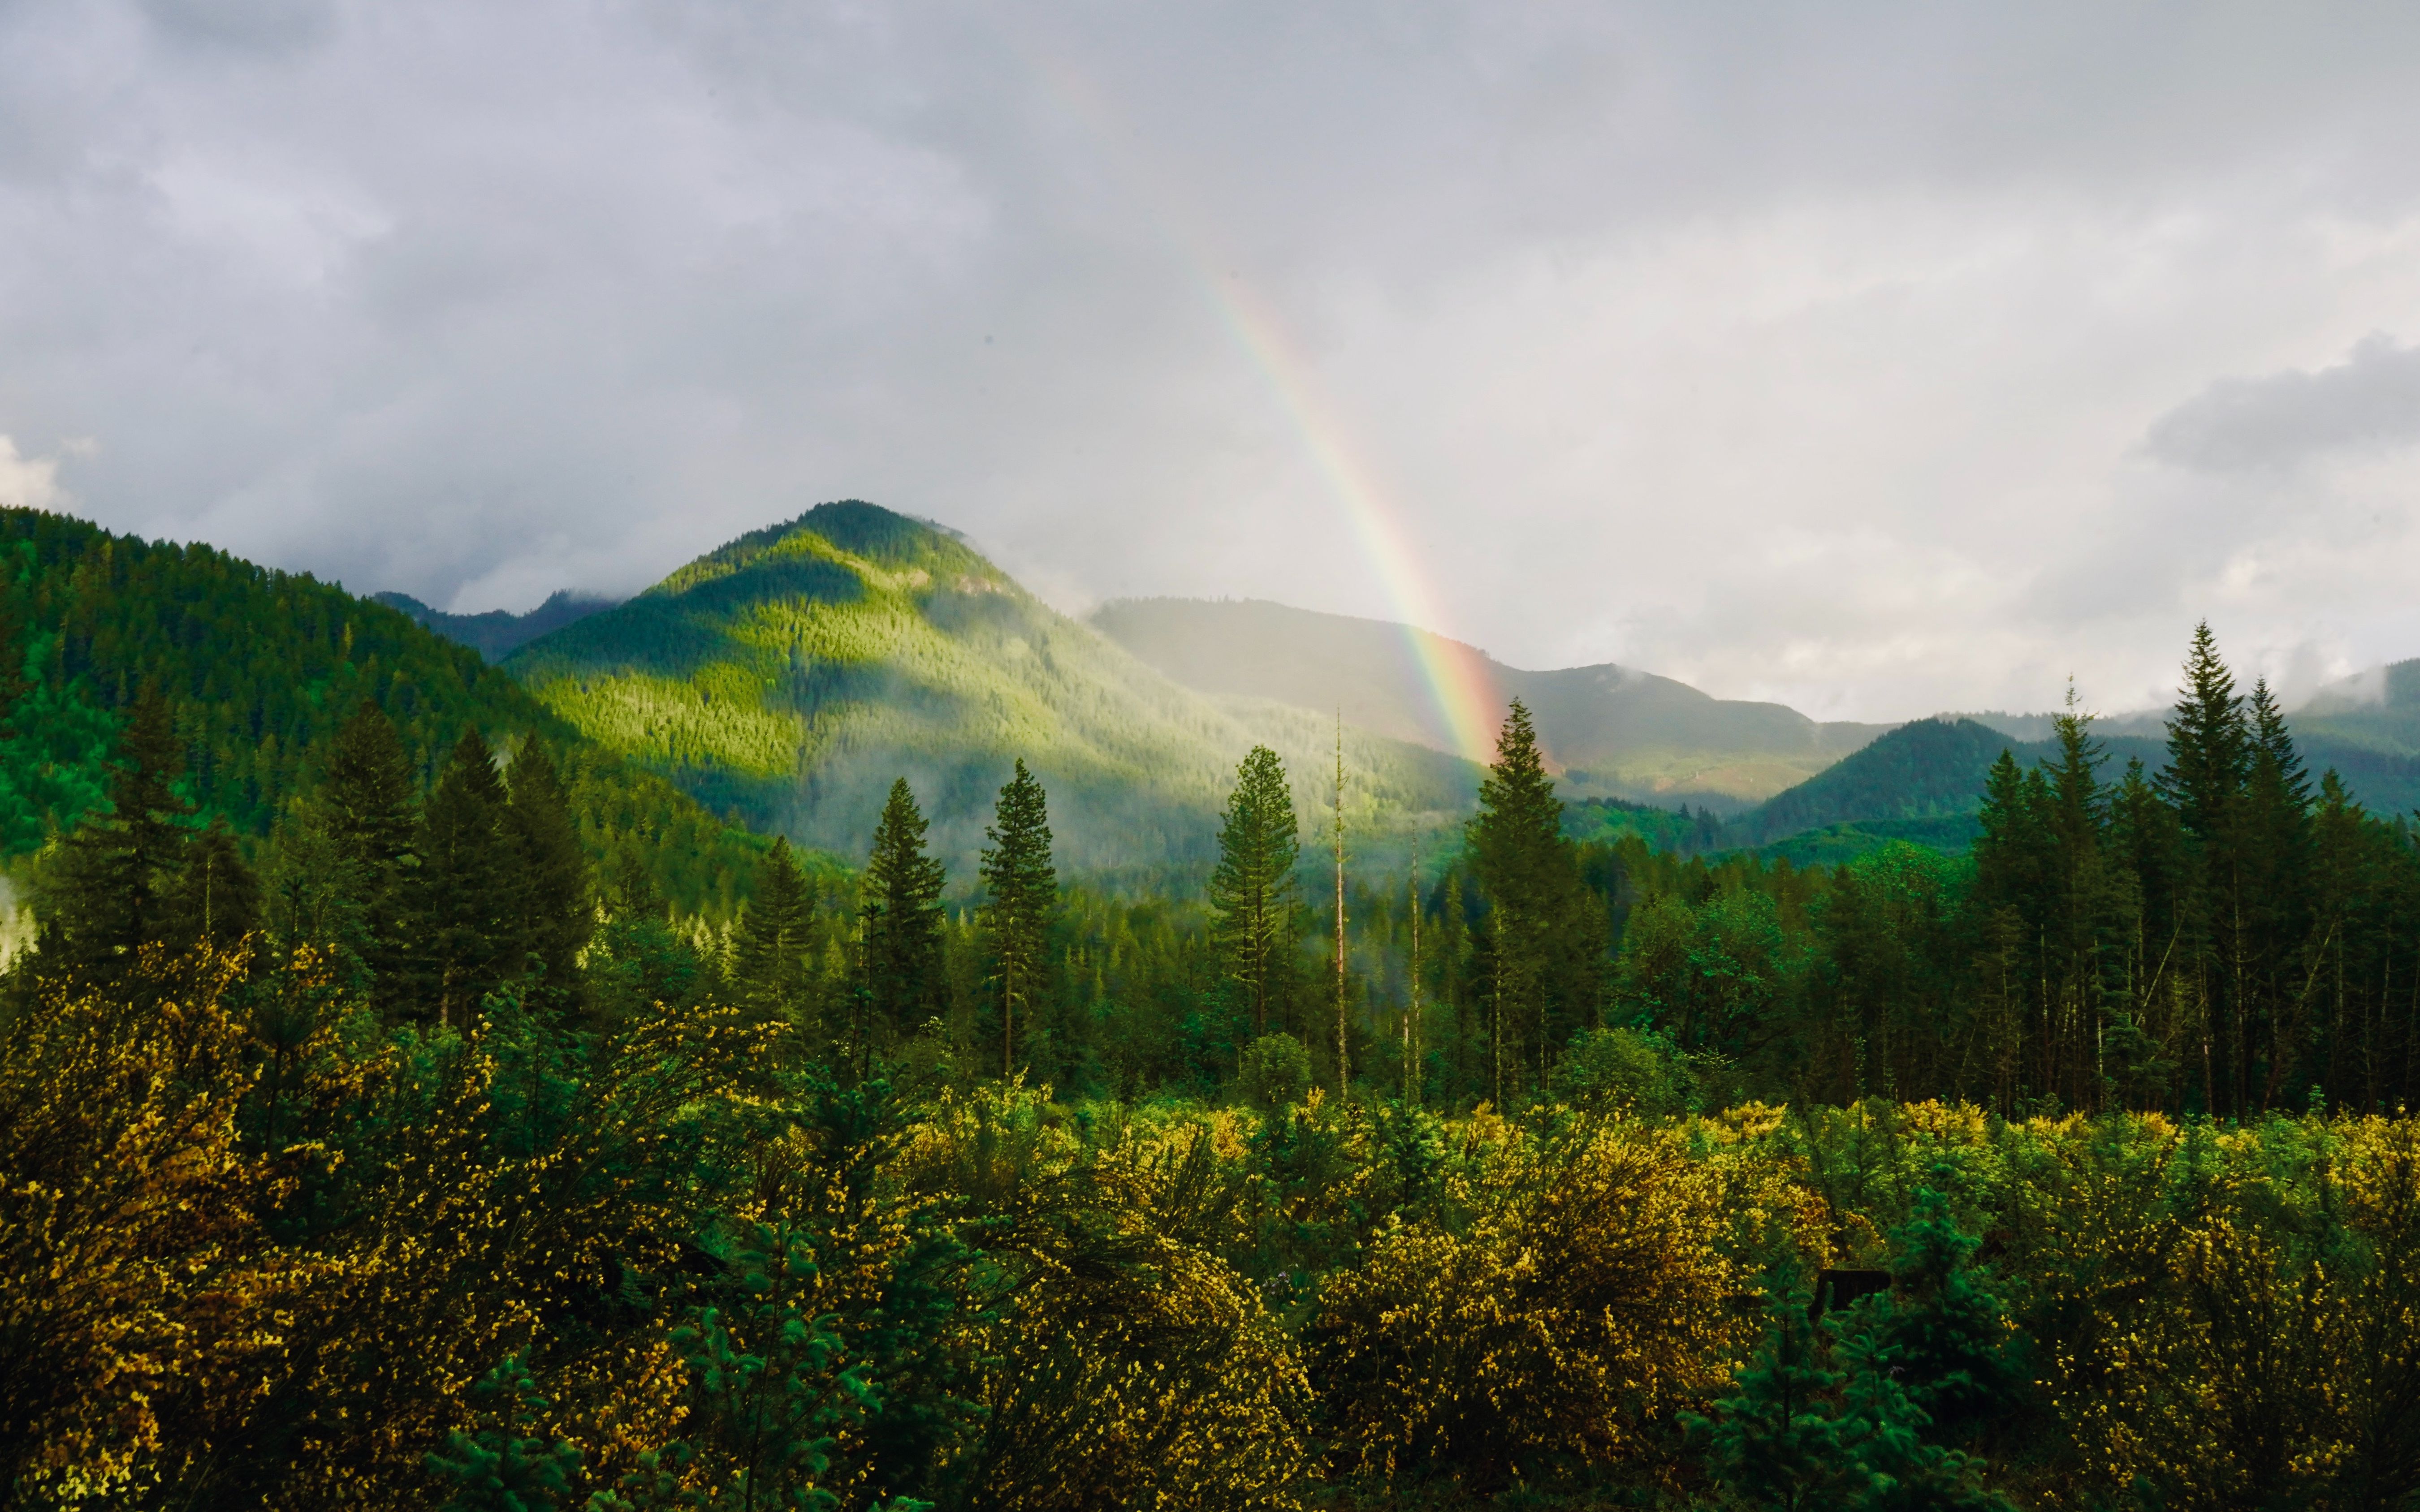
[503,742,593,999]
[37,687,193,981]
[2159,621,2248,842]
[407,728,519,1027]
[2241,677,2315,1106]
[323,700,418,879]
[2039,689,2124,1110]
[2157,625,2256,1112]
[732,837,820,1030]
[315,699,421,995]
[980,760,1056,1079]
[1210,745,1300,1040]
[1467,699,1592,1098]
[861,779,946,1049]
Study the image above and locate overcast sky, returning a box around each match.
[7,2,2420,720]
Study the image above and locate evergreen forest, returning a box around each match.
[6,505,2420,1509]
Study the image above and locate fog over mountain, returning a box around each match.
[9,4,2420,719]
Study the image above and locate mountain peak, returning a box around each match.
[686,501,965,577]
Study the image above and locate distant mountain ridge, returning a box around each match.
[1701,709,2420,866]
[376,589,619,661]
[508,503,1480,876]
[1090,596,1891,809]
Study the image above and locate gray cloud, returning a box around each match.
[2146,335,2420,473]
[10,2,2420,719]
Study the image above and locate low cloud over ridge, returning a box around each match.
[2146,334,2420,474]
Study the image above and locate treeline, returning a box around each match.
[1604,628,2420,1120]
[701,624,2420,1126]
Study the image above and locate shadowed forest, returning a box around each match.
[7,607,2420,1508]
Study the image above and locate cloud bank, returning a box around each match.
[2148,336,2420,473]
[8,2,2420,719]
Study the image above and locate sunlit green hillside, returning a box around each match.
[0,508,765,915]
[509,503,1480,877]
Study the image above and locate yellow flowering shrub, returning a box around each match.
[1309,1115,1747,1489]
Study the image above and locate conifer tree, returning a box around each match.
[323,699,418,880]
[408,728,519,1027]
[1686,1244,1850,1511]
[1865,1180,2021,1443]
[171,818,261,954]
[317,699,420,991]
[2242,678,2315,1099]
[503,742,592,995]
[1210,745,1300,1040]
[980,760,1056,1078]
[733,837,819,1029]
[862,779,946,1047]
[2160,621,2248,842]
[1468,700,1590,1096]
[2109,757,2184,995]
[2158,625,2257,1112]
[2040,690,2126,1108]
[607,848,667,922]
[38,688,193,979]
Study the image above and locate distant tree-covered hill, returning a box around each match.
[509,502,1481,878]
[0,508,763,914]
[1714,711,2419,862]
[375,589,619,661]
[1090,595,1891,808]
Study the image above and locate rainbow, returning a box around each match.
[1022,49,1504,765]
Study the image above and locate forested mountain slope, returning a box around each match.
[0,508,761,913]
[509,503,1480,875]
[375,588,618,661]
[1090,595,1890,807]
[2293,661,2420,810]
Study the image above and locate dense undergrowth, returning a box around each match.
[6,939,2418,1510]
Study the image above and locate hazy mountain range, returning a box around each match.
[1089,597,1889,811]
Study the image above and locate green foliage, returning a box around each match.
[1209,745,1301,1040]
[1686,1245,1849,1512]
[425,1355,585,1512]
[1237,1032,1313,1111]
[1469,700,1605,1103]
[1551,1025,1691,1115]
[732,839,821,1033]
[1690,1191,2016,1512]
[623,1219,875,1511]
[979,760,1056,1079]
[861,780,946,1050]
